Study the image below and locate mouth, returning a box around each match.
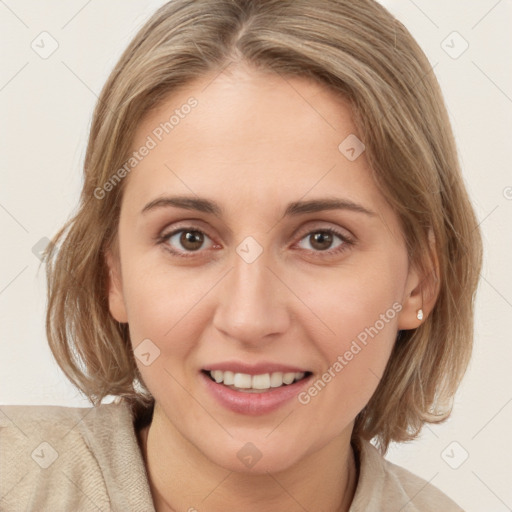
[201,369,313,393]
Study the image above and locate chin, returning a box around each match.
[208,442,304,475]
[188,425,318,475]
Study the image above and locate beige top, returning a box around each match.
[0,400,463,511]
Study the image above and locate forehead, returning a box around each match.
[122,66,390,220]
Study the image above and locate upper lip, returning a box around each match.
[203,361,310,375]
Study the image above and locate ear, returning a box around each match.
[397,230,440,330]
[105,248,128,323]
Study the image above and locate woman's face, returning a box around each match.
[108,64,422,473]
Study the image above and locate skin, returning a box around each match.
[107,63,437,512]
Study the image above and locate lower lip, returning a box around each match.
[200,371,312,416]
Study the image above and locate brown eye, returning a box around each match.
[296,228,350,255]
[309,231,334,251]
[179,230,204,251]
[160,228,215,255]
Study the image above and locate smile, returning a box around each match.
[204,369,310,392]
[200,366,313,415]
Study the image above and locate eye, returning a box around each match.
[296,228,352,255]
[156,225,354,259]
[158,227,216,257]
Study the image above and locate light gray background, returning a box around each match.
[1,1,511,510]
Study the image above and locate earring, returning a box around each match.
[416,309,424,321]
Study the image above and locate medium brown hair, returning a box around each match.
[45,0,483,452]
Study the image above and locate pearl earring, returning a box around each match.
[416,309,424,321]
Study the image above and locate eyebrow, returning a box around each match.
[141,195,376,217]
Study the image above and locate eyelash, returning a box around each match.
[155,225,355,259]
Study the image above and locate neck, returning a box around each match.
[138,405,358,512]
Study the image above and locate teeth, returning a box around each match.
[233,373,252,389]
[208,370,306,390]
[270,372,284,388]
[252,373,271,389]
[212,370,223,383]
[223,371,235,385]
[282,372,296,385]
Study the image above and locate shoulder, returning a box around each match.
[0,400,154,511]
[350,438,464,512]
[0,399,131,435]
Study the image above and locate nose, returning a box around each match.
[212,247,291,347]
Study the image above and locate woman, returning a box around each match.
[0,0,482,510]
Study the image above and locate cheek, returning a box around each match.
[303,252,405,344]
[120,259,212,370]
[122,270,207,404]
[295,252,406,404]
